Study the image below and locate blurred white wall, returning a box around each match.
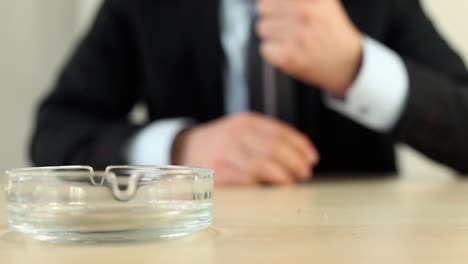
[0,0,466,176]
[424,0,468,63]
[0,1,101,174]
[0,1,75,173]
[76,0,102,37]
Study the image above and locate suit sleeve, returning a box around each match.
[30,0,142,169]
[389,0,468,172]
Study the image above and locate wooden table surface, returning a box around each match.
[1,174,468,264]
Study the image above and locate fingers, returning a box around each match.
[256,19,296,42]
[255,0,363,93]
[193,112,320,186]
[279,126,320,166]
[257,0,315,23]
[268,139,314,181]
[253,157,294,185]
[234,113,319,184]
[215,165,256,186]
[255,0,309,69]
[239,124,313,181]
[251,114,319,165]
[256,0,292,19]
[215,143,294,186]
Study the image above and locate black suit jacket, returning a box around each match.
[30,0,468,174]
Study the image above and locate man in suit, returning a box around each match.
[30,0,468,185]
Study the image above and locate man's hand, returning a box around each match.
[256,0,363,96]
[171,112,319,186]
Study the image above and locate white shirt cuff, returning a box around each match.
[324,36,409,132]
[124,118,195,165]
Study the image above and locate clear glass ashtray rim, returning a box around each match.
[5,165,214,202]
[6,164,214,176]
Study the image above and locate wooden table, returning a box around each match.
[1,175,468,264]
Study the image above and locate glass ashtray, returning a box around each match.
[4,165,213,243]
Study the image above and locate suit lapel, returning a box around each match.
[184,0,225,121]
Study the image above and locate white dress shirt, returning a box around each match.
[125,0,409,165]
